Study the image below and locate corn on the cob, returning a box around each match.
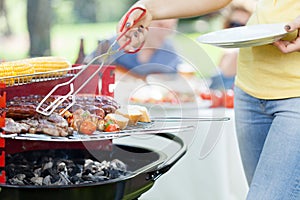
[0,56,71,86]
[25,56,71,72]
[0,61,34,85]
[25,56,71,78]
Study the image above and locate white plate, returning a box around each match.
[197,23,288,48]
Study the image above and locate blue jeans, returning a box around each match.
[234,86,300,200]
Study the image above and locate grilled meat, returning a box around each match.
[4,95,119,120]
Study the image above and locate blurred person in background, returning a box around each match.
[209,0,256,90]
[84,19,180,78]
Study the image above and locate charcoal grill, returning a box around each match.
[0,133,186,200]
[0,65,188,200]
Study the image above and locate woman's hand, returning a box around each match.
[116,3,153,52]
[273,16,300,53]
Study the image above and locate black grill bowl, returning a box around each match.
[0,133,186,200]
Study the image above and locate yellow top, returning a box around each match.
[236,0,300,99]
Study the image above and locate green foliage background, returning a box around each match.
[0,0,222,77]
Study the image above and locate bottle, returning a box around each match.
[75,37,85,64]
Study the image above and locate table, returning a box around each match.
[139,108,248,200]
[114,75,248,200]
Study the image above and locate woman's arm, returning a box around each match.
[117,0,232,51]
[138,0,231,20]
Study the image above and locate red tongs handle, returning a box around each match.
[117,7,147,53]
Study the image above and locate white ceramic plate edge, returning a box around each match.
[197,23,288,48]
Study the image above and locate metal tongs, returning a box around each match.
[36,7,146,116]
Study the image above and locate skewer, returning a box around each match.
[150,116,230,122]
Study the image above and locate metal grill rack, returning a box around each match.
[0,65,89,87]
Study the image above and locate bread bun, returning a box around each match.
[115,105,151,125]
[127,105,151,123]
[115,107,142,125]
[104,113,129,130]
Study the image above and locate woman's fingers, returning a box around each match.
[273,15,300,53]
[273,37,300,53]
[284,15,300,32]
[118,7,146,32]
[117,4,152,52]
[118,26,148,52]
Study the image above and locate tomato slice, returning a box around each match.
[104,124,120,132]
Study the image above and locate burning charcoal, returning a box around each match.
[93,175,109,182]
[30,176,43,186]
[84,161,99,174]
[99,160,110,170]
[43,175,52,185]
[67,163,81,177]
[93,170,108,181]
[81,173,96,182]
[5,150,131,186]
[100,169,110,177]
[57,162,67,172]
[94,171,105,176]
[110,159,127,172]
[58,159,81,177]
[16,174,26,181]
[42,158,53,171]
[109,169,122,179]
[58,172,72,185]
[56,162,72,185]
[9,178,24,185]
[50,174,60,185]
[15,165,35,179]
[9,174,26,185]
[69,174,82,184]
[40,158,54,177]
[94,161,101,168]
[33,168,42,177]
[5,164,16,179]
